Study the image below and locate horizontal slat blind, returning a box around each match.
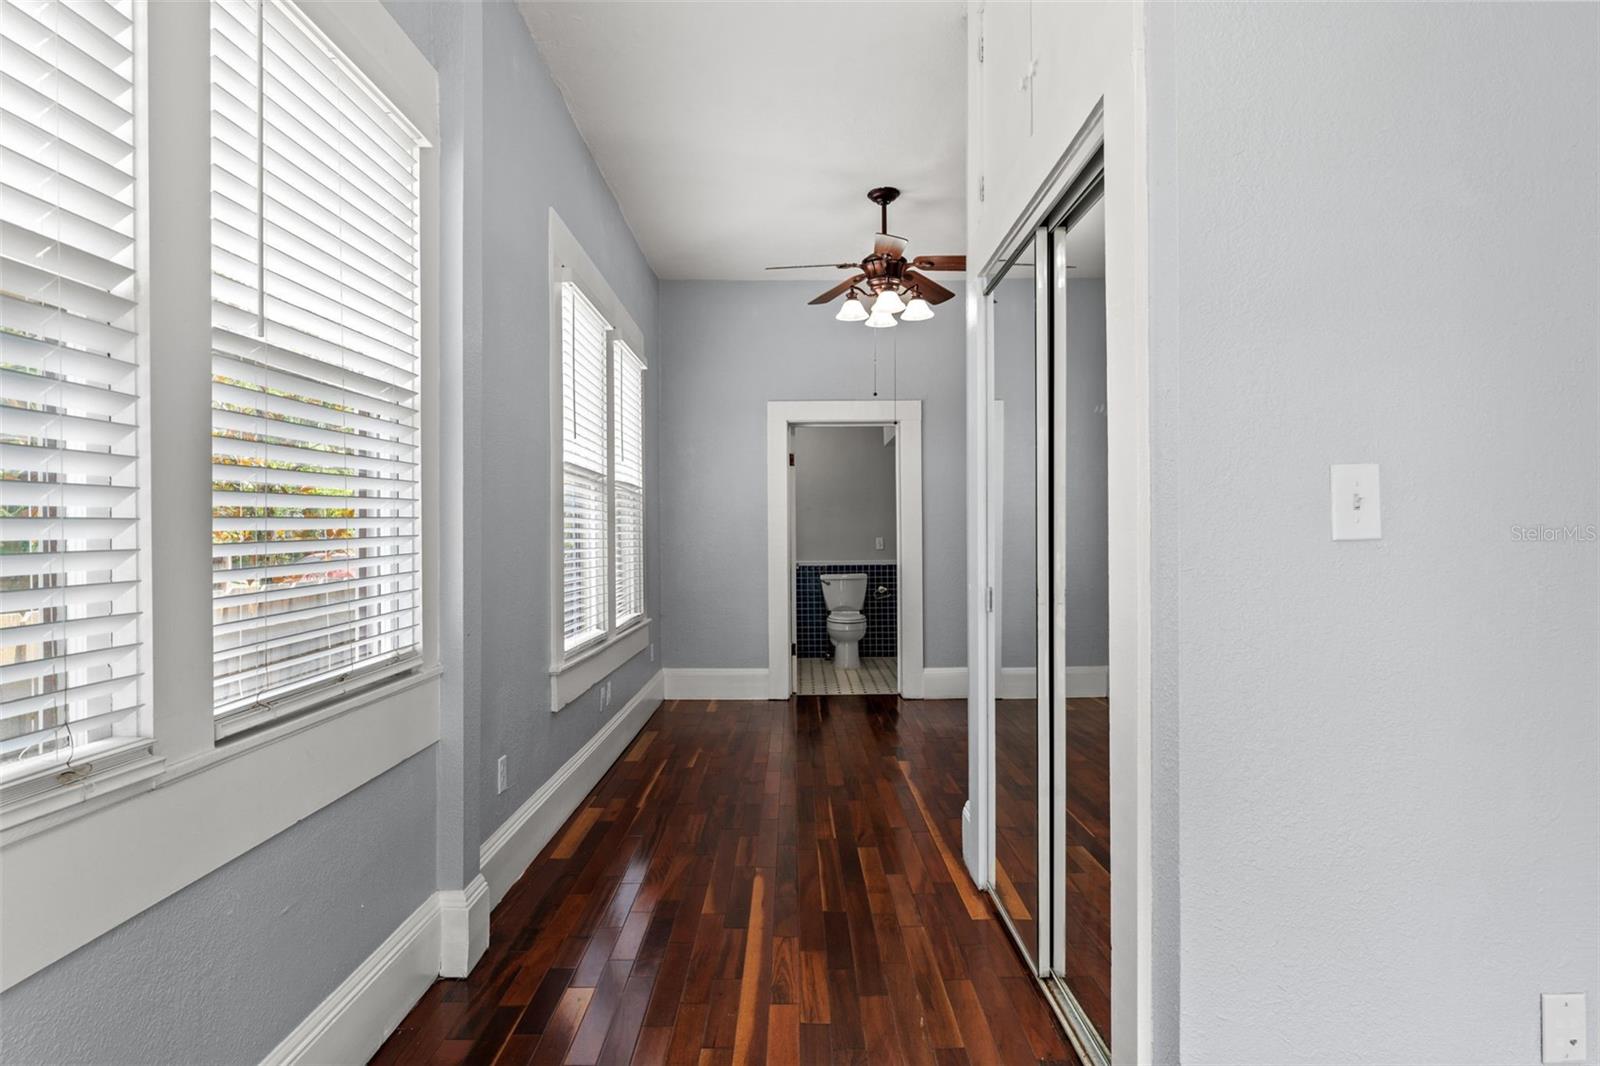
[210,0,425,717]
[0,0,143,774]
[613,341,644,628]
[562,281,609,652]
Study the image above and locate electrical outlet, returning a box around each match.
[602,681,611,709]
[496,755,507,795]
[649,642,656,663]
[1543,993,1587,1063]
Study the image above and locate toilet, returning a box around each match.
[819,572,868,669]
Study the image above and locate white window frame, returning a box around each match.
[0,0,442,995]
[547,210,648,714]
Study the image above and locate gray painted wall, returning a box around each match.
[1062,279,1108,668]
[993,273,1037,670]
[793,426,897,561]
[659,281,966,669]
[0,750,436,1065]
[386,0,664,842]
[1146,3,1599,1061]
[994,274,1108,673]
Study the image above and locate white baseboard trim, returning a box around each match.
[922,665,1108,701]
[262,893,441,1066]
[437,873,490,979]
[961,800,980,882]
[662,668,773,700]
[478,670,664,908]
[922,666,968,699]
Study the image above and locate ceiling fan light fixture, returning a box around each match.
[864,309,898,329]
[900,297,934,322]
[872,289,907,315]
[835,293,869,322]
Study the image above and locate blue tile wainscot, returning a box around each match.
[794,563,897,660]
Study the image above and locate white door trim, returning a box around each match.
[766,400,924,700]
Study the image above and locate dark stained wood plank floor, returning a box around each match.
[1060,698,1109,1043]
[371,696,1078,1066]
[993,696,1111,1044]
[992,697,1040,961]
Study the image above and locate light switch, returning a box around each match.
[875,536,885,551]
[1543,993,1587,1064]
[1330,463,1381,540]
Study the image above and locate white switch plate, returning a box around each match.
[1330,463,1381,540]
[496,755,507,795]
[1543,993,1587,1063]
[875,536,885,551]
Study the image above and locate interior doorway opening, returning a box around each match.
[789,424,900,695]
[766,400,925,699]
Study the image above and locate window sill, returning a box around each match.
[0,667,441,991]
[0,743,166,839]
[550,620,651,713]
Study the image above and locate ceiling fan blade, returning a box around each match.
[873,232,907,259]
[766,262,860,271]
[808,274,866,305]
[904,270,956,305]
[909,254,966,272]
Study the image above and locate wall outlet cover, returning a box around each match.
[495,755,507,795]
[1543,993,1586,1063]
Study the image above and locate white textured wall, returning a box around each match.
[1147,3,1599,1061]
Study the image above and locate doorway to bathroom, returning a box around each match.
[792,426,898,695]
[765,400,926,700]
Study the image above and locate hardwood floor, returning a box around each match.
[1060,698,1109,1042]
[371,696,1078,1066]
[992,696,1111,1044]
[992,698,1040,960]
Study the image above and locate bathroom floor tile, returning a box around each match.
[795,657,898,696]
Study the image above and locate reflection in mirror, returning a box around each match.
[991,241,1040,966]
[1055,195,1110,1042]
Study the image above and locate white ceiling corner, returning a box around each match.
[517,1,968,282]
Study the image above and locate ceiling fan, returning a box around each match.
[766,187,965,327]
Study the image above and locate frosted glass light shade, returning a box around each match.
[900,297,934,321]
[864,310,898,328]
[872,289,906,315]
[836,295,869,322]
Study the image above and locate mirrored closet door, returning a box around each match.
[989,233,1046,970]
[985,164,1110,1065]
[1048,186,1110,1051]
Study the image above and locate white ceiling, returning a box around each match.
[517,1,968,282]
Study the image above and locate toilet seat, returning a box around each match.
[827,609,866,624]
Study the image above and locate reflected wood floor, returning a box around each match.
[992,697,1110,1042]
[371,696,1077,1066]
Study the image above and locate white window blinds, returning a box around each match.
[0,0,143,775]
[613,341,644,628]
[209,0,425,719]
[561,281,609,653]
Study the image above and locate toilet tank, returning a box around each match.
[819,572,867,611]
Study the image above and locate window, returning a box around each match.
[0,0,145,779]
[612,342,644,628]
[560,282,609,652]
[209,0,425,725]
[558,279,645,660]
